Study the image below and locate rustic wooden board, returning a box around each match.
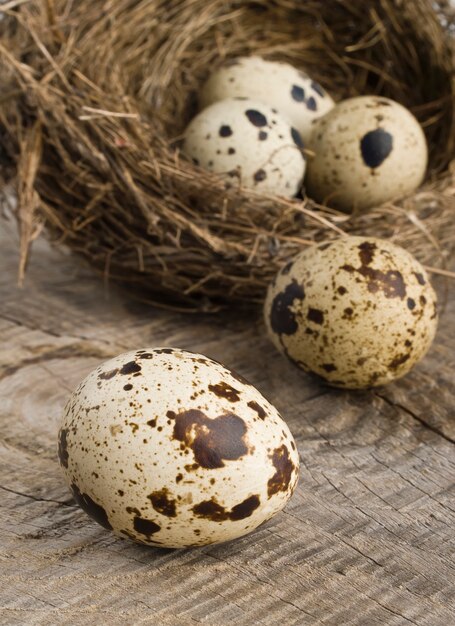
[1,220,454,626]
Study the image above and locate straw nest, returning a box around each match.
[1,0,454,311]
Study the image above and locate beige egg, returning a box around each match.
[183,97,306,197]
[264,237,438,389]
[58,348,299,548]
[200,56,335,143]
[306,96,428,211]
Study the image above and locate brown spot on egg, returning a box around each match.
[193,495,260,522]
[148,488,177,518]
[123,383,133,391]
[99,368,118,380]
[192,498,227,522]
[358,241,376,265]
[307,308,324,324]
[208,381,240,402]
[337,286,347,295]
[173,409,248,469]
[414,272,426,285]
[322,363,337,372]
[133,515,161,537]
[70,483,112,530]
[247,400,266,419]
[389,353,411,370]
[229,495,261,521]
[120,361,141,375]
[341,263,406,299]
[270,279,305,335]
[267,445,295,498]
[407,298,416,310]
[254,169,267,184]
[58,428,69,468]
[138,353,154,359]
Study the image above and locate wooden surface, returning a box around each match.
[1,219,454,626]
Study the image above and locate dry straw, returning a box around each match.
[0,0,454,311]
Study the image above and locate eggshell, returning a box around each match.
[200,56,335,143]
[183,97,306,197]
[306,96,428,211]
[58,348,299,548]
[264,237,438,389]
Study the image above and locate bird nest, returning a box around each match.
[0,0,454,311]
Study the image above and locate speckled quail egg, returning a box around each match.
[58,348,299,548]
[306,96,428,211]
[183,97,306,197]
[200,56,335,143]
[264,237,437,389]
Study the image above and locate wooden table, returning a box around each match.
[1,220,454,625]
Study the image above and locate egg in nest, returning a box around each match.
[264,237,438,389]
[306,96,428,211]
[200,56,335,143]
[58,348,299,548]
[183,97,306,197]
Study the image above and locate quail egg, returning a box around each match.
[264,237,437,389]
[183,97,306,197]
[306,96,428,211]
[200,56,335,143]
[58,348,299,548]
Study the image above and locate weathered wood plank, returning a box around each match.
[0,220,454,625]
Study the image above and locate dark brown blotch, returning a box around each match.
[133,515,161,536]
[58,428,69,468]
[208,381,241,402]
[192,494,260,522]
[148,488,177,518]
[407,298,416,310]
[173,409,248,469]
[229,495,261,521]
[247,400,266,420]
[414,272,426,285]
[219,125,233,137]
[245,109,267,127]
[267,445,295,498]
[270,279,305,336]
[120,361,142,375]
[389,353,411,370]
[358,241,376,266]
[70,483,112,530]
[322,363,337,372]
[307,308,324,325]
[254,168,267,183]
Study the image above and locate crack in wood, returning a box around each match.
[375,392,455,445]
[0,343,112,381]
[0,484,76,507]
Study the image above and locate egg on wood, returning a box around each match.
[183,97,306,197]
[306,96,428,211]
[264,237,438,389]
[58,348,299,548]
[200,56,335,143]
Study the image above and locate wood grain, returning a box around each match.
[0,220,454,626]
